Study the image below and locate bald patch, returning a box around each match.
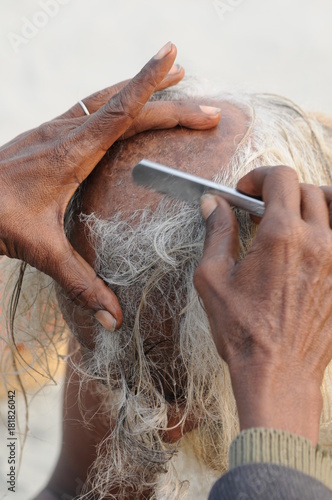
[80,100,248,218]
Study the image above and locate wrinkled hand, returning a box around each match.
[194,166,332,443]
[0,42,221,342]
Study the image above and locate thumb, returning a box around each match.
[48,237,122,342]
[200,194,240,265]
[194,193,239,308]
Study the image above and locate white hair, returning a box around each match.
[1,82,332,498]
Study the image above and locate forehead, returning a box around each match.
[79,100,249,221]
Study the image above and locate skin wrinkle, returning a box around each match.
[57,92,332,498]
[3,87,332,499]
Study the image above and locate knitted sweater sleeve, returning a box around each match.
[208,428,332,500]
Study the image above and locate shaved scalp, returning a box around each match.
[2,83,332,498]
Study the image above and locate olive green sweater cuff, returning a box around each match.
[229,428,332,490]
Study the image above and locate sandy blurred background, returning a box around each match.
[1,0,332,498]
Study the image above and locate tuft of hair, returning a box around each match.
[2,82,332,498]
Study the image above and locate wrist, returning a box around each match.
[229,362,323,445]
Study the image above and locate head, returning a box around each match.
[56,85,332,498]
[4,84,332,499]
[61,97,251,498]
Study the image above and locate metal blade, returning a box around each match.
[132,159,265,217]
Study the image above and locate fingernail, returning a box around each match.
[155,41,172,59]
[201,194,218,220]
[199,105,221,116]
[95,310,117,331]
[167,63,181,75]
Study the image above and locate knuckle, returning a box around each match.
[301,182,318,193]
[99,72,159,129]
[302,183,326,203]
[58,249,103,310]
[91,86,116,105]
[309,229,332,259]
[47,138,72,171]
[268,167,299,201]
[261,212,302,244]
[270,165,298,183]
[105,91,136,122]
[37,121,57,142]
[169,100,184,113]
[61,264,94,307]
[151,101,179,123]
[132,68,157,95]
[67,283,92,308]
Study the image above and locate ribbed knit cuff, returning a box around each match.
[229,428,332,490]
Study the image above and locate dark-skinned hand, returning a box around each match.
[0,42,221,346]
[195,165,332,444]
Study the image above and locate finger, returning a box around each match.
[200,194,240,267]
[154,63,185,91]
[122,101,221,138]
[49,237,123,345]
[321,186,332,227]
[71,42,178,167]
[300,183,329,226]
[237,165,301,216]
[58,63,184,119]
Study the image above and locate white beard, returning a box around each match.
[166,442,220,500]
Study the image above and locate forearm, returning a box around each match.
[229,363,323,444]
[221,364,332,493]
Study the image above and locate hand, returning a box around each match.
[0,42,221,347]
[194,166,332,444]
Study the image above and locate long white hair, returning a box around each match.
[1,84,332,498]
